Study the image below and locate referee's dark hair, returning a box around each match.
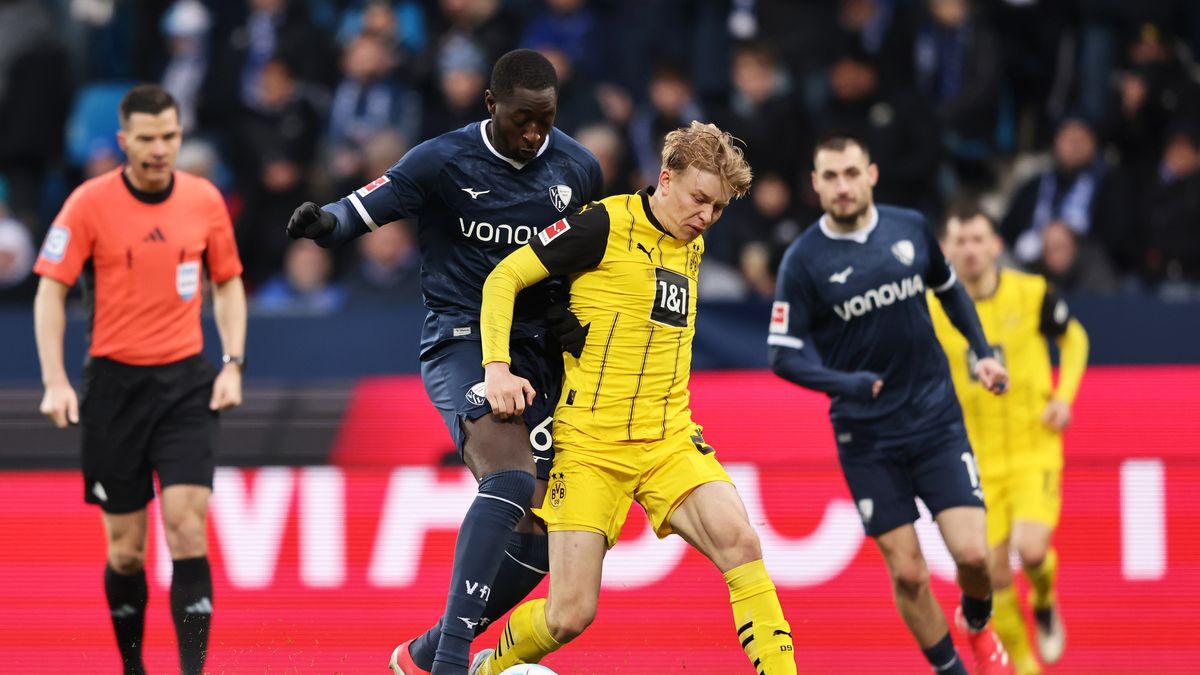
[813,131,871,164]
[119,84,179,125]
[490,49,559,100]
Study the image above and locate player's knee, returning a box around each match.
[890,561,930,598]
[1017,542,1047,569]
[108,548,145,574]
[545,599,595,643]
[163,511,207,555]
[953,545,989,577]
[716,523,763,568]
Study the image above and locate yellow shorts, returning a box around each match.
[983,466,1062,548]
[534,422,732,548]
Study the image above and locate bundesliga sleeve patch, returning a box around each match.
[769,301,790,334]
[355,175,390,198]
[39,224,71,263]
[537,218,571,246]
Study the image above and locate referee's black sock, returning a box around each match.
[104,564,148,675]
[411,529,551,669]
[431,469,532,674]
[169,556,212,675]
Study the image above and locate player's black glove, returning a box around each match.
[546,302,589,358]
[286,202,336,240]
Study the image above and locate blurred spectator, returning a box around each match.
[328,35,421,184]
[1035,219,1119,293]
[425,0,520,72]
[574,123,634,195]
[814,47,943,215]
[335,0,427,73]
[629,64,704,185]
[915,0,1002,184]
[711,41,810,193]
[1074,1,1177,123]
[345,220,421,305]
[520,0,601,80]
[1003,116,1134,271]
[0,0,72,230]
[229,57,322,286]
[159,0,210,134]
[834,0,917,96]
[1102,24,1200,182]
[202,0,338,129]
[532,46,604,136]
[1140,126,1200,284]
[0,208,35,301]
[725,172,817,299]
[253,239,346,314]
[421,35,488,138]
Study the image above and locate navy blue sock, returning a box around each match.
[431,470,533,674]
[961,592,992,632]
[922,632,968,674]
[410,532,549,671]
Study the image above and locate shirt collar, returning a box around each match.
[479,119,551,170]
[818,205,879,243]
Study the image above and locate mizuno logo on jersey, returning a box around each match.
[461,187,490,199]
[356,175,390,197]
[537,219,570,245]
[832,274,925,321]
[828,266,853,283]
[459,218,535,245]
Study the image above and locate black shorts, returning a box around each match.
[835,421,985,537]
[80,355,218,513]
[420,338,560,481]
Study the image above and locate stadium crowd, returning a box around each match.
[1,0,1199,308]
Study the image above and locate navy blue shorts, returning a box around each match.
[835,421,985,537]
[420,338,560,481]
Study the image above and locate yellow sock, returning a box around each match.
[479,598,561,675]
[725,559,797,675]
[993,585,1040,674]
[1025,547,1058,610]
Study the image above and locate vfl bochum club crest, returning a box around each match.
[891,239,915,266]
[549,184,572,212]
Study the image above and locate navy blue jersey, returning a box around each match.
[322,121,603,355]
[769,205,965,434]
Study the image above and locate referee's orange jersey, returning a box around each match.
[34,168,242,366]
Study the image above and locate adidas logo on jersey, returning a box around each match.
[832,274,925,321]
[143,227,166,243]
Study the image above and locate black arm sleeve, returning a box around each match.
[529,202,611,276]
[1039,286,1072,337]
[937,283,994,359]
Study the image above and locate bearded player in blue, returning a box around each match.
[768,134,1014,675]
[286,50,602,675]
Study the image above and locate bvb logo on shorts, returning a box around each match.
[548,471,566,509]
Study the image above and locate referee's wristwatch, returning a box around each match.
[222,353,246,373]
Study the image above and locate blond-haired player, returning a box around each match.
[929,204,1088,674]
[473,122,797,674]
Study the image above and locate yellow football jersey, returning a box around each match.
[928,269,1070,479]
[487,188,703,441]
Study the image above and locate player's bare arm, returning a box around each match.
[33,276,78,428]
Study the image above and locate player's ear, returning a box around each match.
[867,162,879,186]
[483,89,497,116]
[116,129,128,155]
[658,167,672,194]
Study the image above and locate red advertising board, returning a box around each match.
[2,367,1198,673]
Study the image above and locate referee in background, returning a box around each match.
[32,84,246,675]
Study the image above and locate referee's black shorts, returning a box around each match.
[80,354,218,514]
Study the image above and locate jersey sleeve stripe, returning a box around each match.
[767,334,805,350]
[348,193,380,231]
[933,266,957,293]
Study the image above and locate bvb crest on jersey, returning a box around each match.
[549,184,572,212]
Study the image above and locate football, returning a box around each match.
[499,665,558,675]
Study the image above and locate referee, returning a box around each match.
[33,84,246,675]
